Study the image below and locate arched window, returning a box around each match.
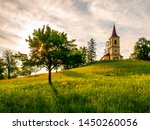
[114,40,117,45]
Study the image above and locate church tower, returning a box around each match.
[108,24,122,60]
[101,24,123,60]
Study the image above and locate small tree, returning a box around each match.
[87,38,97,63]
[130,37,150,61]
[63,46,87,69]
[3,50,18,79]
[26,25,75,85]
[79,46,87,65]
[0,58,5,79]
[14,52,40,76]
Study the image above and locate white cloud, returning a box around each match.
[0,0,150,59]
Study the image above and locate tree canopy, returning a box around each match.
[130,37,150,61]
[63,46,87,69]
[14,52,34,76]
[3,50,18,79]
[0,58,4,79]
[26,25,76,84]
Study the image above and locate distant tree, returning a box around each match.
[79,46,87,64]
[25,25,75,85]
[130,37,150,61]
[3,50,18,79]
[63,46,87,69]
[71,50,85,67]
[14,52,31,76]
[0,58,5,79]
[14,52,42,76]
[87,38,97,63]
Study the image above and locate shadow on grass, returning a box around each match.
[50,84,150,113]
[1,83,149,113]
[0,84,96,113]
[50,84,97,113]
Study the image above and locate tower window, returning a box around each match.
[114,40,117,45]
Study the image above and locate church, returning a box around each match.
[101,24,123,60]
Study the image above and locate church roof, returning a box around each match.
[110,24,120,38]
[100,53,110,60]
[104,53,110,56]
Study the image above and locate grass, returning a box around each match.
[0,60,150,112]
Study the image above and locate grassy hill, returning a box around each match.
[0,60,150,112]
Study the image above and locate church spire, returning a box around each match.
[111,24,119,37]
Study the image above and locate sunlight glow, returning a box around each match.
[17,20,47,54]
[17,20,65,55]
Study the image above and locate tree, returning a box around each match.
[26,25,75,85]
[87,38,97,63]
[62,46,88,69]
[0,58,5,79]
[14,52,40,76]
[79,46,87,65]
[3,50,18,79]
[130,37,150,61]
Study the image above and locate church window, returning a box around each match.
[114,40,117,45]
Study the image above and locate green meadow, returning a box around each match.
[0,60,150,113]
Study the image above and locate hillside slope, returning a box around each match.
[0,60,150,112]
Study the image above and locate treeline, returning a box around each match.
[0,24,149,84]
[0,26,97,81]
[0,50,39,79]
[0,46,96,80]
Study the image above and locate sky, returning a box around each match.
[0,0,150,59]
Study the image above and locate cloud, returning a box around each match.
[0,0,150,58]
[73,0,89,14]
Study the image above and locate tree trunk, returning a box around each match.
[48,58,52,85]
[8,67,10,79]
[48,67,52,85]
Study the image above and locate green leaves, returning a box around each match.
[2,50,19,79]
[130,37,150,61]
[87,38,97,63]
[0,58,5,79]
[26,25,76,84]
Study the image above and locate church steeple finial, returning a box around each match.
[112,24,118,37]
